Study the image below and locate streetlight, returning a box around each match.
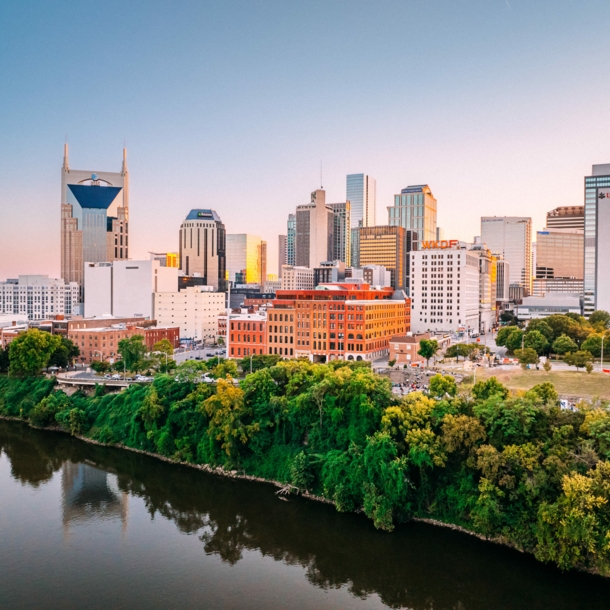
[601,335,605,373]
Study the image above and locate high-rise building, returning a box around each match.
[481,217,532,296]
[278,235,287,278]
[327,201,351,265]
[286,214,296,266]
[546,206,584,230]
[346,174,376,228]
[535,229,584,281]
[179,209,226,291]
[0,275,79,320]
[584,164,610,315]
[280,265,314,290]
[295,190,334,268]
[350,223,362,268]
[358,225,407,291]
[495,258,511,302]
[387,185,437,251]
[61,145,129,297]
[226,234,267,285]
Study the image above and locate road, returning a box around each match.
[173,346,226,364]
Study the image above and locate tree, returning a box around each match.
[514,347,539,369]
[418,339,439,367]
[581,334,604,358]
[90,360,111,374]
[429,374,457,398]
[586,363,594,374]
[589,310,610,328]
[117,335,147,372]
[8,329,62,377]
[563,350,594,371]
[174,360,207,383]
[47,337,80,369]
[524,330,549,355]
[505,329,525,354]
[238,354,281,374]
[543,360,552,372]
[526,320,554,343]
[0,347,9,373]
[552,334,578,355]
[217,336,225,346]
[152,338,174,356]
[472,377,509,400]
[545,314,589,344]
[445,343,476,362]
[500,311,518,326]
[496,326,519,347]
[212,359,238,379]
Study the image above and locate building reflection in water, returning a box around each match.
[61,461,129,537]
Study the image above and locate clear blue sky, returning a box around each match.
[1,0,610,277]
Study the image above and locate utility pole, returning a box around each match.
[601,335,605,373]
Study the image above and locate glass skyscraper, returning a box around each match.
[346,174,376,229]
[286,213,296,266]
[387,185,437,251]
[584,164,610,316]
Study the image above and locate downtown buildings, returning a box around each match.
[226,234,267,285]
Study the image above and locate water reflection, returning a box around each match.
[2,419,610,610]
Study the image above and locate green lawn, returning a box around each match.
[471,368,610,399]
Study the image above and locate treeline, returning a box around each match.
[1,362,610,575]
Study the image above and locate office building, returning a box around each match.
[226,234,267,285]
[268,283,410,362]
[295,190,334,268]
[358,226,407,291]
[84,260,178,319]
[481,217,532,296]
[515,293,583,321]
[286,214,296,266]
[179,209,226,291]
[584,164,610,315]
[546,206,584,230]
[314,261,346,286]
[495,258,511,302]
[227,312,268,358]
[327,201,351,264]
[532,278,584,297]
[388,185,437,251]
[535,229,583,281]
[281,265,314,290]
[346,174,376,228]
[410,243,480,334]
[149,252,179,268]
[278,235,287,278]
[470,243,497,334]
[0,275,79,320]
[350,224,362,268]
[154,286,225,342]
[61,145,129,296]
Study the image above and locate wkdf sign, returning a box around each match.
[421,240,459,249]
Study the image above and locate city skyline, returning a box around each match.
[2,1,610,278]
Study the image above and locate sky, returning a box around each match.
[1,0,610,279]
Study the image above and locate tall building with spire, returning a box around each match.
[61,145,130,296]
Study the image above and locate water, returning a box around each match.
[1,420,609,610]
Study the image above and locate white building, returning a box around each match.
[281,265,314,290]
[295,189,334,269]
[0,275,79,320]
[363,265,391,287]
[153,286,225,342]
[84,260,178,319]
[410,244,480,334]
[516,293,583,320]
[481,217,532,296]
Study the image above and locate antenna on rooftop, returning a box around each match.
[320,160,323,189]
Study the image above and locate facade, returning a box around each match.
[286,214,296,266]
[61,145,129,296]
[84,260,178,319]
[515,293,583,320]
[470,244,497,334]
[141,325,180,351]
[227,312,267,358]
[149,252,179,268]
[179,209,226,291]
[532,278,584,297]
[389,332,432,366]
[346,173,376,228]
[584,164,610,315]
[295,189,334,268]
[270,283,410,362]
[495,258,511,302]
[314,261,346,286]
[263,280,282,293]
[281,265,314,290]
[481,217,532,296]
[68,325,139,365]
[358,225,407,291]
[410,244,481,334]
[278,235,287,278]
[362,265,391,287]
[153,286,225,342]
[350,225,361,268]
[327,201,351,265]
[535,229,583,282]
[388,185,437,252]
[0,275,79,320]
[546,206,584,230]
[226,234,267,285]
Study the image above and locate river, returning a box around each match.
[1,419,609,609]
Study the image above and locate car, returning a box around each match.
[195,356,202,360]
[206,352,215,357]
[111,374,122,380]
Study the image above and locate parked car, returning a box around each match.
[111,374,122,380]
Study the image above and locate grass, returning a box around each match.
[470,367,610,399]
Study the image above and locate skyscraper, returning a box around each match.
[546,206,584,230]
[295,190,333,268]
[179,209,226,291]
[226,234,266,285]
[278,235,287,278]
[346,174,376,228]
[327,201,351,265]
[61,145,129,297]
[584,164,610,315]
[286,213,296,266]
[481,217,532,296]
[387,184,437,251]
[358,225,407,290]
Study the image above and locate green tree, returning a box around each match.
[472,376,509,400]
[90,360,111,374]
[514,347,539,369]
[563,350,594,371]
[418,339,439,367]
[47,337,80,369]
[8,329,62,377]
[238,354,281,374]
[388,359,396,368]
[524,330,549,355]
[581,334,604,358]
[212,359,238,379]
[445,343,476,362]
[505,329,525,353]
[428,374,457,398]
[496,326,519,347]
[545,314,589,344]
[589,310,610,328]
[0,347,9,373]
[542,360,552,372]
[552,334,577,355]
[118,335,147,372]
[152,338,174,356]
[500,311,518,325]
[586,363,594,374]
[525,320,554,343]
[174,360,207,383]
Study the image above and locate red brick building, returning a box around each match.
[228,313,267,358]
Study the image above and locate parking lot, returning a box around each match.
[173,345,226,364]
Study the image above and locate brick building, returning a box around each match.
[228,312,267,358]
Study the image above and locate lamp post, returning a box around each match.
[601,335,605,373]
